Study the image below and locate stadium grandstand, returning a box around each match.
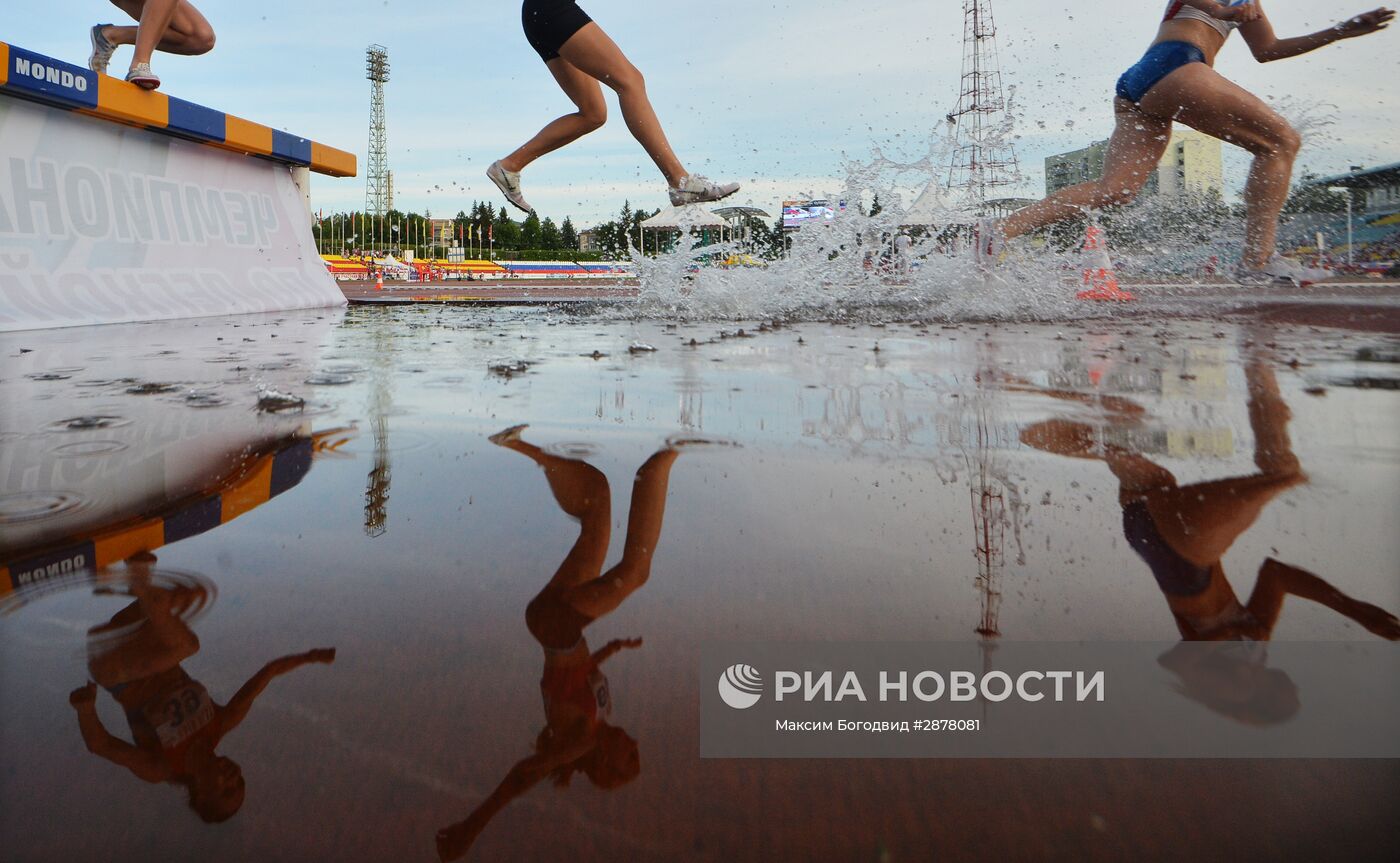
[319,255,634,282]
[1287,162,1400,273]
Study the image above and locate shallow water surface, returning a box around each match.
[2,306,1397,861]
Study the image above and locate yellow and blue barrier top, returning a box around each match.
[0,40,356,178]
[0,436,315,598]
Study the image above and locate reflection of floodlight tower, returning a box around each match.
[945,0,1019,202]
[364,329,394,538]
[365,45,391,249]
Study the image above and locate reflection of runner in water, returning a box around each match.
[67,553,335,822]
[1016,356,1399,720]
[436,427,682,861]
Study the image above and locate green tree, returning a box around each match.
[561,216,578,250]
[493,209,522,250]
[541,217,562,250]
[1284,170,1351,215]
[521,211,543,249]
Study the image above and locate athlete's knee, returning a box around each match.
[1242,123,1300,159]
[579,102,607,131]
[607,63,645,94]
[191,27,216,55]
[1273,125,1302,158]
[611,558,653,588]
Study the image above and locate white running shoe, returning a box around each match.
[125,63,160,90]
[89,24,116,75]
[1234,256,1330,287]
[668,175,740,207]
[970,218,1006,268]
[487,161,533,214]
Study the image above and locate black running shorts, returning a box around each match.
[522,0,593,63]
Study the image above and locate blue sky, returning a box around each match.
[14,2,1399,226]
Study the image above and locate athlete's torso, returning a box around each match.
[1155,0,1255,61]
[118,669,221,774]
[541,657,612,729]
[1163,1,1250,37]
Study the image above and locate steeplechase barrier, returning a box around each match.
[0,41,356,331]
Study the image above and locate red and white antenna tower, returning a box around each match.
[946,0,1019,202]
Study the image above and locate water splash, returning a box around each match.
[620,89,1354,324]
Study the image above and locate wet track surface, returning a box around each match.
[2,305,1397,861]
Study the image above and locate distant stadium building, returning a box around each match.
[1045,130,1223,200]
[1045,140,1110,196]
[428,218,454,244]
[1310,162,1400,216]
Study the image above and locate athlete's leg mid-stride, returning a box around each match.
[981,2,1393,286]
[488,0,739,215]
[89,0,216,91]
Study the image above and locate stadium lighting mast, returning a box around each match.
[365,45,391,251]
[945,0,1019,206]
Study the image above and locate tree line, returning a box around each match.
[313,201,586,260]
[314,199,793,261]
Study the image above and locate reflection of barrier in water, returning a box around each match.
[0,41,355,332]
[1,430,324,603]
[0,310,348,595]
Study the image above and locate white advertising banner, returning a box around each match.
[0,98,345,332]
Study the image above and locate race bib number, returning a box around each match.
[590,671,612,718]
[143,683,215,748]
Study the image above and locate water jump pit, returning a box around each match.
[3,297,1399,860]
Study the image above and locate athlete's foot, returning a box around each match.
[1234,256,1329,288]
[125,63,160,90]
[668,175,740,207]
[488,424,529,446]
[487,161,533,214]
[89,24,117,75]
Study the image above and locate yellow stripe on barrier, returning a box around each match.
[224,114,273,157]
[312,142,357,178]
[220,458,273,522]
[94,520,166,567]
[94,76,169,129]
[1,40,354,178]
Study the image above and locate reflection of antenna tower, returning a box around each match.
[969,406,1004,638]
[365,45,391,223]
[945,0,1019,200]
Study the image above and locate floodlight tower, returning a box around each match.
[945,0,1019,203]
[365,45,391,248]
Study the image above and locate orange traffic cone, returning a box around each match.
[1077,224,1134,302]
[375,270,384,292]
